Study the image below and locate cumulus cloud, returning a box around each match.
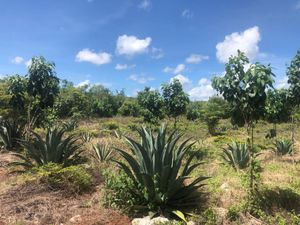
[128,74,154,84]
[11,56,24,64]
[216,26,261,63]
[163,64,185,74]
[116,35,152,56]
[182,9,193,19]
[151,47,164,59]
[185,54,209,64]
[115,63,136,70]
[275,76,289,89]
[171,74,191,85]
[139,0,151,10]
[188,78,215,101]
[76,49,112,65]
[76,80,90,87]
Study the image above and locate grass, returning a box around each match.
[1,116,300,224]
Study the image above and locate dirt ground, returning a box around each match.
[0,152,131,225]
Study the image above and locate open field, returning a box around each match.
[0,117,300,225]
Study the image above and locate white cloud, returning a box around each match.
[75,49,112,65]
[171,74,191,85]
[128,74,154,84]
[275,76,289,89]
[76,80,90,87]
[182,9,193,19]
[151,47,164,59]
[139,0,151,10]
[163,64,185,74]
[11,56,24,64]
[216,26,261,63]
[25,59,32,67]
[188,78,215,101]
[116,35,152,56]
[185,54,209,64]
[115,63,136,70]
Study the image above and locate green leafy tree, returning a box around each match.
[264,89,290,136]
[212,50,274,198]
[287,50,300,144]
[118,99,141,117]
[137,87,164,124]
[201,96,230,135]
[162,79,189,127]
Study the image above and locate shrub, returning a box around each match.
[221,141,250,170]
[272,139,293,156]
[102,169,144,210]
[11,127,83,170]
[118,100,141,117]
[92,143,114,162]
[114,124,208,219]
[0,119,24,151]
[34,163,92,194]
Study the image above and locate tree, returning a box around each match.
[264,89,290,136]
[212,50,274,197]
[137,87,164,124]
[287,50,300,144]
[162,79,189,128]
[118,99,141,117]
[201,96,230,135]
[7,57,59,128]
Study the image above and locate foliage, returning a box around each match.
[186,101,203,121]
[162,79,189,126]
[201,97,230,135]
[272,139,293,156]
[212,50,274,128]
[11,127,83,170]
[265,89,290,124]
[0,119,24,151]
[287,49,300,105]
[221,141,250,170]
[118,99,141,117]
[33,162,92,194]
[114,124,208,217]
[92,143,114,162]
[137,87,164,124]
[102,169,146,211]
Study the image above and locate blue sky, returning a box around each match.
[0,0,300,100]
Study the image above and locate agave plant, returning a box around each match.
[92,143,114,162]
[272,139,293,156]
[62,120,78,132]
[81,132,93,143]
[11,127,83,170]
[0,119,24,151]
[115,124,208,218]
[221,141,250,170]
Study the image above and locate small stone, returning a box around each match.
[220,182,229,190]
[187,221,196,225]
[150,216,170,225]
[132,216,151,225]
[69,215,82,223]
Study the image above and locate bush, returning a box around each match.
[34,163,92,194]
[102,169,144,210]
[118,100,141,117]
[114,124,208,219]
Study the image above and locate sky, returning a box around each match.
[0,0,300,100]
